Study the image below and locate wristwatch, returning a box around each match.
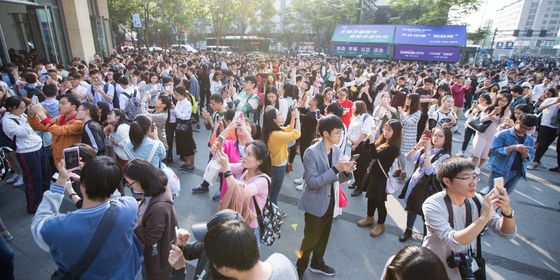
[502,209,514,219]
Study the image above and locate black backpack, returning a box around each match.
[0,118,20,150]
[90,84,110,105]
[24,85,45,102]
[252,176,283,246]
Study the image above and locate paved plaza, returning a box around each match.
[1,119,559,280]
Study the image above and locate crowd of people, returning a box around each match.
[0,49,558,280]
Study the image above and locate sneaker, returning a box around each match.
[13,176,24,186]
[1,231,13,242]
[212,192,221,201]
[294,178,304,184]
[549,166,560,172]
[309,263,335,276]
[281,209,287,218]
[5,173,18,184]
[192,185,209,194]
[527,162,539,170]
[455,151,465,157]
[296,184,304,191]
[347,185,356,189]
[479,186,490,195]
[399,228,413,242]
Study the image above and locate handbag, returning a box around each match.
[176,119,191,132]
[467,113,492,133]
[377,160,399,194]
[52,202,118,279]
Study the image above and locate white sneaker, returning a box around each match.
[294,178,304,184]
[296,184,304,191]
[13,176,24,186]
[455,151,465,157]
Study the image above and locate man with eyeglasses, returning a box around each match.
[423,157,516,279]
[484,113,538,195]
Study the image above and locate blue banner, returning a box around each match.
[394,25,466,47]
[394,45,461,61]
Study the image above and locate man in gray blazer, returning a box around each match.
[296,115,355,279]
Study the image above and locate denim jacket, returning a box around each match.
[487,128,535,178]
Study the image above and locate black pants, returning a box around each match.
[296,194,334,272]
[199,89,211,109]
[17,148,50,213]
[417,112,428,141]
[166,122,176,160]
[461,127,476,151]
[534,126,559,165]
[367,199,387,224]
[352,142,370,189]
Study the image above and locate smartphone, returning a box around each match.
[63,147,80,170]
[351,154,360,161]
[315,111,321,119]
[422,130,432,139]
[493,177,504,194]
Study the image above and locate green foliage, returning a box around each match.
[389,0,479,25]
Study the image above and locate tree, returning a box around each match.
[160,0,205,46]
[202,0,239,48]
[389,0,479,25]
[107,0,143,46]
[467,28,489,44]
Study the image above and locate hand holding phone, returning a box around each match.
[422,130,432,139]
[63,147,80,170]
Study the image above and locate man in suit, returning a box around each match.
[296,115,355,279]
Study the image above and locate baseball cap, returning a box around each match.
[192,209,245,241]
[521,82,532,90]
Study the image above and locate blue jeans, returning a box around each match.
[270,165,286,204]
[0,236,14,280]
[488,169,523,194]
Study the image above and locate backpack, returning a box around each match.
[0,118,20,150]
[120,90,142,121]
[90,84,109,104]
[111,83,120,109]
[252,176,283,246]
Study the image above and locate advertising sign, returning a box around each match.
[331,24,394,44]
[132,13,142,28]
[394,25,466,46]
[332,42,389,58]
[394,45,460,61]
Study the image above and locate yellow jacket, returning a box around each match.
[267,127,301,166]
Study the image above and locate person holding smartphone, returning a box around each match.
[356,120,402,237]
[398,127,452,242]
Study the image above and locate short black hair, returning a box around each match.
[385,245,448,280]
[60,94,80,109]
[81,156,122,200]
[326,102,343,118]
[4,96,23,112]
[318,115,344,136]
[209,93,224,104]
[204,220,259,271]
[436,157,475,189]
[245,75,257,88]
[123,159,167,196]
[42,84,58,98]
[511,85,523,95]
[518,113,538,127]
[80,102,100,121]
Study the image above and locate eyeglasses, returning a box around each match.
[454,174,480,182]
[125,180,138,189]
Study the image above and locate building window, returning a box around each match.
[542,20,547,24]
[544,14,549,17]
[549,20,558,24]
[551,14,560,18]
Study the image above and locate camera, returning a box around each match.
[447,252,475,280]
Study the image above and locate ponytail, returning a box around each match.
[129,115,152,150]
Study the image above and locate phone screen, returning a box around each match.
[63,148,80,170]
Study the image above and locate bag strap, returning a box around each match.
[252,175,271,219]
[376,160,389,179]
[443,194,472,229]
[146,142,160,163]
[67,201,119,277]
[472,196,483,258]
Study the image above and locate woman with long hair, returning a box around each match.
[347,101,376,196]
[214,140,272,242]
[125,114,166,168]
[456,94,492,157]
[96,101,110,126]
[357,120,402,237]
[124,159,177,279]
[173,85,197,172]
[471,93,511,172]
[358,80,375,112]
[261,105,301,206]
[322,87,335,108]
[372,91,398,137]
[394,93,421,181]
[2,96,50,213]
[255,86,290,130]
[210,71,224,96]
[104,109,130,167]
[141,72,164,108]
[398,127,452,242]
[149,95,172,150]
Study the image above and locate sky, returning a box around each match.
[459,0,514,31]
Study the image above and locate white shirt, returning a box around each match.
[87,83,115,109]
[175,98,192,121]
[531,83,548,102]
[539,97,560,128]
[115,84,137,111]
[74,85,88,102]
[2,112,42,153]
[348,113,374,142]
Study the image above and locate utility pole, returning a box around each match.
[489,28,497,55]
[357,0,363,24]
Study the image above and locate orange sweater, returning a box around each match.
[28,114,83,164]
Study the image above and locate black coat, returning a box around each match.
[362,140,400,204]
